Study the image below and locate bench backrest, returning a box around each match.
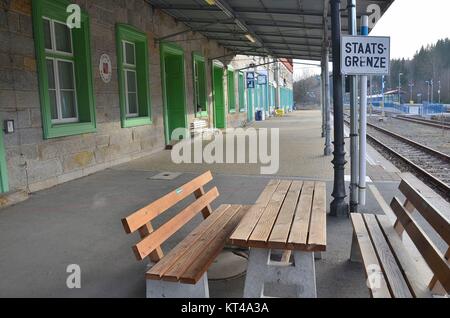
[390,173,450,294]
[122,171,217,262]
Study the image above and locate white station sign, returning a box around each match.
[341,36,390,75]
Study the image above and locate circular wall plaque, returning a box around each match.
[99,54,112,83]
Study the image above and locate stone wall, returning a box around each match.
[0,0,292,194]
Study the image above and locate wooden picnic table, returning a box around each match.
[229,179,327,298]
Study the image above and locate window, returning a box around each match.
[122,41,138,117]
[238,72,246,112]
[116,24,151,128]
[193,53,207,118]
[227,69,236,113]
[33,0,96,139]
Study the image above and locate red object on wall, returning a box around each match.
[280,58,293,73]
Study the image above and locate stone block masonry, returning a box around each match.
[0,0,292,195]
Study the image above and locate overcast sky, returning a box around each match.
[294,0,450,79]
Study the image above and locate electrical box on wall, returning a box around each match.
[4,120,14,134]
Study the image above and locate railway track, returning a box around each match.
[343,115,450,199]
[395,115,450,130]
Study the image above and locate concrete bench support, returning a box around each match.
[146,273,209,298]
[243,248,317,298]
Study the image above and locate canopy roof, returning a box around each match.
[147,0,394,61]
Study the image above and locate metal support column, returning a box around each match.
[330,0,348,217]
[323,0,332,157]
[321,63,326,138]
[348,0,359,213]
[324,47,332,156]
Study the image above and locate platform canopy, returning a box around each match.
[147,0,394,61]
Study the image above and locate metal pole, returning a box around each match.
[431,79,434,104]
[324,47,332,156]
[348,0,358,212]
[359,15,369,207]
[398,73,403,105]
[381,75,385,117]
[330,0,348,217]
[370,76,373,116]
[323,0,332,156]
[321,60,326,137]
[438,80,441,104]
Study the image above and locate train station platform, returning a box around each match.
[0,110,405,298]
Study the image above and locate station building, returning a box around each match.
[0,0,293,195]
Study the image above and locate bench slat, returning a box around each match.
[350,213,391,298]
[133,187,219,260]
[363,214,413,298]
[288,181,315,248]
[229,180,281,244]
[162,205,243,282]
[307,182,327,251]
[122,171,213,234]
[390,197,450,293]
[248,180,291,247]
[377,215,432,298]
[268,181,303,248]
[398,178,450,245]
[139,224,164,263]
[180,205,251,284]
[146,204,232,280]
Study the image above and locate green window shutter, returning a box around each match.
[32,0,96,139]
[116,24,152,128]
[227,70,236,113]
[238,72,245,112]
[193,53,207,118]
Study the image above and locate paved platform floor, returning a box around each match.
[0,110,404,298]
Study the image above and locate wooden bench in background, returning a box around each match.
[350,173,450,298]
[122,171,249,298]
[190,120,208,137]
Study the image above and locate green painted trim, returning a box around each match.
[192,52,207,117]
[238,71,246,112]
[160,42,188,144]
[116,24,152,128]
[227,70,236,113]
[0,123,9,193]
[32,0,96,139]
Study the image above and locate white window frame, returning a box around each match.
[122,40,136,68]
[43,17,74,57]
[122,40,139,117]
[46,57,79,124]
[43,17,78,124]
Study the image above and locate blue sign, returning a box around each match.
[257,75,267,85]
[246,72,255,89]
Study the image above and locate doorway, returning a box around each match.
[161,43,187,144]
[212,63,225,129]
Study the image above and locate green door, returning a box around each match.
[247,88,254,122]
[161,45,187,143]
[212,64,225,129]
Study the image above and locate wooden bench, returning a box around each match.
[350,173,450,298]
[190,120,208,137]
[121,171,249,298]
[230,179,327,298]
